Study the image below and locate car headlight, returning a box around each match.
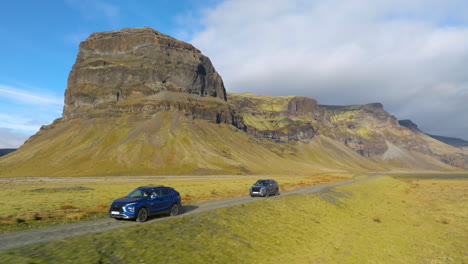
[260,187,266,192]
[125,203,136,213]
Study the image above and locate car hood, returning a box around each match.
[251,185,266,188]
[112,197,145,204]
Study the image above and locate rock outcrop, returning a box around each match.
[63,27,226,120]
[228,93,318,142]
[398,119,422,133]
[315,103,396,157]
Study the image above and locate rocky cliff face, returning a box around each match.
[63,27,226,120]
[228,93,317,142]
[398,120,422,133]
[228,93,464,168]
[317,103,396,157]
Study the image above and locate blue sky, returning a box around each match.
[1,0,467,148]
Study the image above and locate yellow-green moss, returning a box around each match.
[329,110,360,122]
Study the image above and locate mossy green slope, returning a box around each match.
[0,115,445,177]
[0,109,382,177]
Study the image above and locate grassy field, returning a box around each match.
[1,173,466,263]
[0,173,351,233]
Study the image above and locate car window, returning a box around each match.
[153,189,163,196]
[255,180,268,186]
[161,188,171,196]
[126,189,148,198]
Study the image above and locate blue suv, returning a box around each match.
[109,186,182,222]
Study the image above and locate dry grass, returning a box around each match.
[0,173,352,233]
[372,214,382,223]
[1,175,466,263]
[59,205,77,210]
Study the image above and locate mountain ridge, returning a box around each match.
[0,27,465,177]
[426,134,468,148]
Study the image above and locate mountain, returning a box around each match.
[229,94,463,169]
[0,27,464,177]
[399,119,467,167]
[0,149,16,157]
[63,27,227,121]
[426,134,468,148]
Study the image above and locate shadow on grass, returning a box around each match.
[142,205,199,222]
[180,205,198,214]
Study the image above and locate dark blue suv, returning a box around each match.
[109,186,182,222]
[249,179,279,197]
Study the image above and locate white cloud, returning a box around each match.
[0,84,63,144]
[190,0,468,140]
[0,128,29,148]
[0,113,42,133]
[0,84,62,105]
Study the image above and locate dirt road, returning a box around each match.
[0,175,378,251]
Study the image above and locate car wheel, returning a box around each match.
[276,188,280,195]
[136,208,148,222]
[170,203,180,216]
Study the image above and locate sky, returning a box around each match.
[0,0,467,148]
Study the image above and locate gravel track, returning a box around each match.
[0,174,379,251]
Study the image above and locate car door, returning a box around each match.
[148,189,164,214]
[267,180,274,195]
[158,188,173,211]
[272,180,278,194]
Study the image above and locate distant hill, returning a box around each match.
[0,27,465,177]
[426,134,468,148]
[399,119,468,148]
[0,149,16,157]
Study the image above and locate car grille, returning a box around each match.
[110,204,124,211]
[251,187,262,192]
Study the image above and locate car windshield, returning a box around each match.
[126,188,150,198]
[254,180,269,186]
